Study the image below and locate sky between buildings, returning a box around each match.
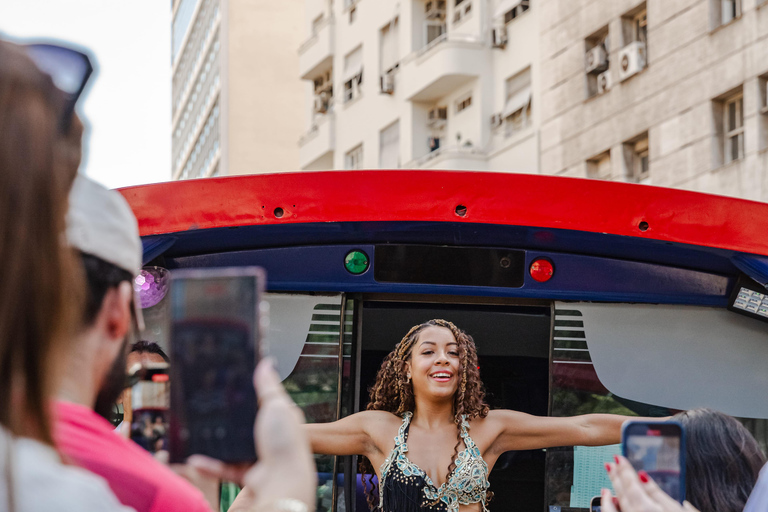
[0,0,171,189]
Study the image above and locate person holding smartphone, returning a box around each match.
[57,174,316,512]
[603,409,765,512]
[305,319,649,512]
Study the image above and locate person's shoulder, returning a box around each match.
[354,410,403,435]
[469,409,530,432]
[12,436,134,512]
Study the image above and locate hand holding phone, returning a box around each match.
[168,267,265,464]
[622,421,685,503]
[601,457,693,512]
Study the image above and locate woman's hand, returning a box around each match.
[602,456,698,512]
[189,358,317,511]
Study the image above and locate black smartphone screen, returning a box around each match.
[168,267,264,464]
[622,421,685,503]
[130,363,170,455]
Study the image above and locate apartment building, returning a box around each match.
[172,0,304,180]
[540,0,768,201]
[298,0,540,173]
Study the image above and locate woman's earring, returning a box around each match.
[406,373,411,383]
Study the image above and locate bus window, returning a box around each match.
[547,304,768,511]
[141,289,355,512]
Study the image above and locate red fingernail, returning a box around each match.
[604,462,611,473]
[639,470,650,483]
[614,455,620,464]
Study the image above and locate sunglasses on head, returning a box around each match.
[24,43,93,132]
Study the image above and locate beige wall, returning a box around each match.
[539,0,768,201]
[224,0,304,175]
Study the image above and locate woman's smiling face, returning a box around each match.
[406,325,461,400]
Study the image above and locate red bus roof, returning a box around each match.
[119,170,768,257]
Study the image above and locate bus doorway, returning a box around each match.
[358,301,552,512]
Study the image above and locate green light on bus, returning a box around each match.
[344,250,369,275]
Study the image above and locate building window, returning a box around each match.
[312,70,333,115]
[424,19,446,47]
[379,121,400,169]
[587,151,612,180]
[495,0,529,23]
[456,93,472,113]
[585,27,610,98]
[623,134,650,184]
[345,144,364,169]
[618,5,648,81]
[453,0,472,24]
[503,68,532,136]
[343,46,363,103]
[723,0,741,25]
[712,0,741,27]
[380,18,400,76]
[724,94,744,164]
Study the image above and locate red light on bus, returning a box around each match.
[152,374,170,383]
[529,259,554,283]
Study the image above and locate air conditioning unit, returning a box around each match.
[596,70,611,94]
[585,45,608,75]
[490,113,503,128]
[380,73,395,94]
[427,106,448,127]
[491,27,507,49]
[618,41,646,82]
[313,95,329,114]
[425,0,446,19]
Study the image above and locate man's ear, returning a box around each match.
[100,281,133,342]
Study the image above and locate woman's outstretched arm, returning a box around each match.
[486,410,634,454]
[305,410,397,457]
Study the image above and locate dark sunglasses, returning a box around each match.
[24,43,93,132]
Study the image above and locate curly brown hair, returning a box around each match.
[360,319,490,509]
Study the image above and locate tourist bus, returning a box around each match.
[121,170,768,512]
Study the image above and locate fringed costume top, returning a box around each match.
[378,412,490,512]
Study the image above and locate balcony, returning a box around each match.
[299,17,334,81]
[299,114,335,169]
[406,143,488,170]
[399,34,488,102]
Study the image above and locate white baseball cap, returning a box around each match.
[66,174,144,330]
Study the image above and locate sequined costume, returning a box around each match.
[378,412,490,512]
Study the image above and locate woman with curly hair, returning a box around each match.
[307,319,638,512]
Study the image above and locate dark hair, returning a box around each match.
[673,408,766,512]
[0,41,81,444]
[79,252,134,326]
[130,340,169,363]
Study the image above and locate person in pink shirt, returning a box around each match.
[55,174,215,512]
[57,174,317,512]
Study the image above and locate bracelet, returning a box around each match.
[259,498,310,512]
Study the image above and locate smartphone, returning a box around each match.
[167,267,265,464]
[129,362,170,454]
[590,495,619,512]
[622,420,685,503]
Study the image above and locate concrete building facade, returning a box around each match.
[298,0,541,173]
[172,0,304,180]
[540,0,768,201]
[299,0,768,202]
